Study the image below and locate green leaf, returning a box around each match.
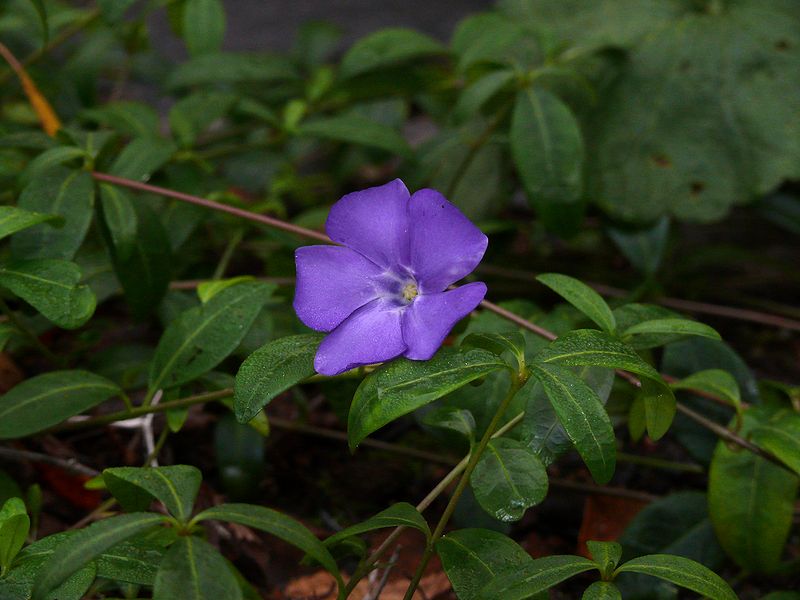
[103,466,201,523]
[169,91,237,148]
[511,88,584,233]
[214,413,265,500]
[612,303,682,350]
[461,331,526,373]
[671,369,742,423]
[584,3,800,222]
[167,52,298,89]
[233,333,322,423]
[0,370,120,439]
[31,513,167,600]
[615,554,737,600]
[95,537,166,586]
[20,146,87,185]
[324,503,430,548]
[197,276,255,303]
[183,0,226,57]
[708,409,799,573]
[348,348,507,449]
[11,168,94,261]
[0,258,96,329]
[97,0,137,23]
[81,101,160,138]
[530,363,616,483]
[437,529,534,600]
[623,318,720,341]
[471,438,548,522]
[298,115,412,158]
[98,184,137,261]
[607,218,670,276]
[422,406,476,441]
[153,536,241,600]
[585,541,621,579]
[454,69,515,122]
[340,28,445,78]
[0,206,61,242]
[110,138,176,182]
[195,503,342,588]
[479,554,599,600]
[27,0,48,42]
[640,379,677,441]
[150,281,274,392]
[103,200,172,319]
[452,13,542,72]
[0,498,29,572]
[582,582,622,600]
[750,410,800,477]
[536,273,616,333]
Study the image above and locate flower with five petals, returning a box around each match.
[293,179,488,375]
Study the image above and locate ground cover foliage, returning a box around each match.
[0,0,798,598]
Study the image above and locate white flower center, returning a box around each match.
[402,282,418,302]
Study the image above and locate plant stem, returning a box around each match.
[402,375,525,600]
[0,297,61,365]
[616,451,703,474]
[212,227,244,280]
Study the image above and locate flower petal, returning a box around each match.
[402,282,487,360]
[408,188,488,293]
[325,179,411,269]
[294,245,384,332]
[314,298,407,375]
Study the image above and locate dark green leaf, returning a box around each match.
[167,52,298,89]
[340,28,445,78]
[0,498,29,571]
[461,331,526,373]
[0,258,96,329]
[750,410,800,477]
[196,503,341,587]
[479,554,598,600]
[615,554,737,600]
[324,503,429,548]
[233,333,321,423]
[81,102,160,138]
[183,0,226,57]
[607,218,670,276]
[31,513,167,600]
[98,184,137,261]
[623,319,720,341]
[582,582,621,600]
[150,281,274,392]
[536,273,615,333]
[348,349,507,449]
[639,379,677,441]
[97,0,137,23]
[452,13,542,72]
[613,303,682,350]
[530,363,616,483]
[110,138,176,182]
[511,88,584,233]
[298,115,412,158]
[27,0,48,42]
[471,438,548,522]
[20,146,87,185]
[214,413,265,500]
[422,406,476,441]
[0,370,120,439]
[708,409,799,573]
[11,168,94,261]
[153,536,241,600]
[454,69,515,122]
[169,92,237,147]
[437,529,534,600]
[671,369,741,421]
[0,206,61,241]
[95,538,165,586]
[103,466,201,523]
[585,541,621,579]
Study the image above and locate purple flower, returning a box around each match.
[293,179,488,375]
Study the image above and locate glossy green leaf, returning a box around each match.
[110,137,176,182]
[234,333,322,423]
[11,168,94,261]
[613,303,682,350]
[0,370,119,438]
[153,536,241,600]
[0,498,29,572]
[98,183,137,261]
[615,554,737,600]
[422,406,476,441]
[639,379,677,441]
[95,538,166,586]
[623,318,720,341]
[461,331,526,372]
[537,273,615,333]
[671,369,742,423]
[585,541,621,579]
[708,410,799,573]
[750,410,800,477]
[324,503,430,548]
[348,349,507,449]
[479,554,599,600]
[183,0,226,57]
[31,513,167,600]
[471,438,548,522]
[298,115,412,158]
[0,258,96,329]
[196,503,342,588]
[103,466,201,523]
[340,28,445,78]
[531,363,616,483]
[167,52,298,89]
[437,529,534,600]
[150,281,274,392]
[0,206,61,241]
[511,88,584,233]
[582,582,622,600]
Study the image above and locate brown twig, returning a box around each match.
[0,446,99,477]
